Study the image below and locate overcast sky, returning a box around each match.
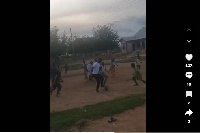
[50,0,146,38]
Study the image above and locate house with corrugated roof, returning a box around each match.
[119,27,146,53]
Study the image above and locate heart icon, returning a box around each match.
[185,54,193,61]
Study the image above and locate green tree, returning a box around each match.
[92,23,119,51]
[50,26,67,67]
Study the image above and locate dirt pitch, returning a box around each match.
[50,60,146,132]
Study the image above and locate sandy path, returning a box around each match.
[50,61,146,112]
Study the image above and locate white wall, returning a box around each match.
[127,43,133,52]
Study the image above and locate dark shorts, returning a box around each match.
[52,83,61,89]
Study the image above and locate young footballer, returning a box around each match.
[131,62,146,86]
[87,61,93,80]
[101,62,109,86]
[110,59,118,78]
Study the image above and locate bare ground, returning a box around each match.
[69,104,146,132]
[50,60,146,132]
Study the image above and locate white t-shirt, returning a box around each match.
[92,62,100,74]
[87,64,93,72]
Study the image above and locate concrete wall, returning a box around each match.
[121,41,127,53]
[120,38,146,53]
[127,43,133,52]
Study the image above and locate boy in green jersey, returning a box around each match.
[131,62,146,86]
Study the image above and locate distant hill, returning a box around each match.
[121,27,146,41]
[133,27,146,39]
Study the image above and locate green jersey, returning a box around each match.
[133,67,142,80]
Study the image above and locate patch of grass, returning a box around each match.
[115,56,146,63]
[140,56,146,61]
[50,94,146,131]
[116,58,134,63]
[68,64,83,70]
[77,120,88,130]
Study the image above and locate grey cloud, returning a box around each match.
[135,16,146,26]
[51,0,122,20]
[51,0,146,38]
[112,16,145,38]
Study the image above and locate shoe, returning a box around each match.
[56,94,60,97]
[100,85,104,87]
[108,117,117,123]
[134,84,138,86]
[95,90,99,92]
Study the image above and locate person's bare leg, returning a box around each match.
[56,84,61,96]
[132,77,138,86]
[103,76,108,86]
[139,78,146,84]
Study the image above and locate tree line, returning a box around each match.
[50,23,120,63]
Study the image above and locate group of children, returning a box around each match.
[50,55,146,96]
[83,59,118,80]
[81,58,119,92]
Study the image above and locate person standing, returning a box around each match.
[64,63,68,75]
[87,61,93,80]
[92,58,104,92]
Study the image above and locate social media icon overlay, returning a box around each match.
[185,54,193,61]
[185,72,193,79]
[186,91,192,97]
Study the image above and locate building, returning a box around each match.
[119,27,146,53]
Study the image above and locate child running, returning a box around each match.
[101,62,109,86]
[50,69,63,96]
[110,59,118,78]
[64,63,68,75]
[131,62,146,86]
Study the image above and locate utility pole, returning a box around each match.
[70,28,75,63]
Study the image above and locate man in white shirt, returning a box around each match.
[92,58,103,92]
